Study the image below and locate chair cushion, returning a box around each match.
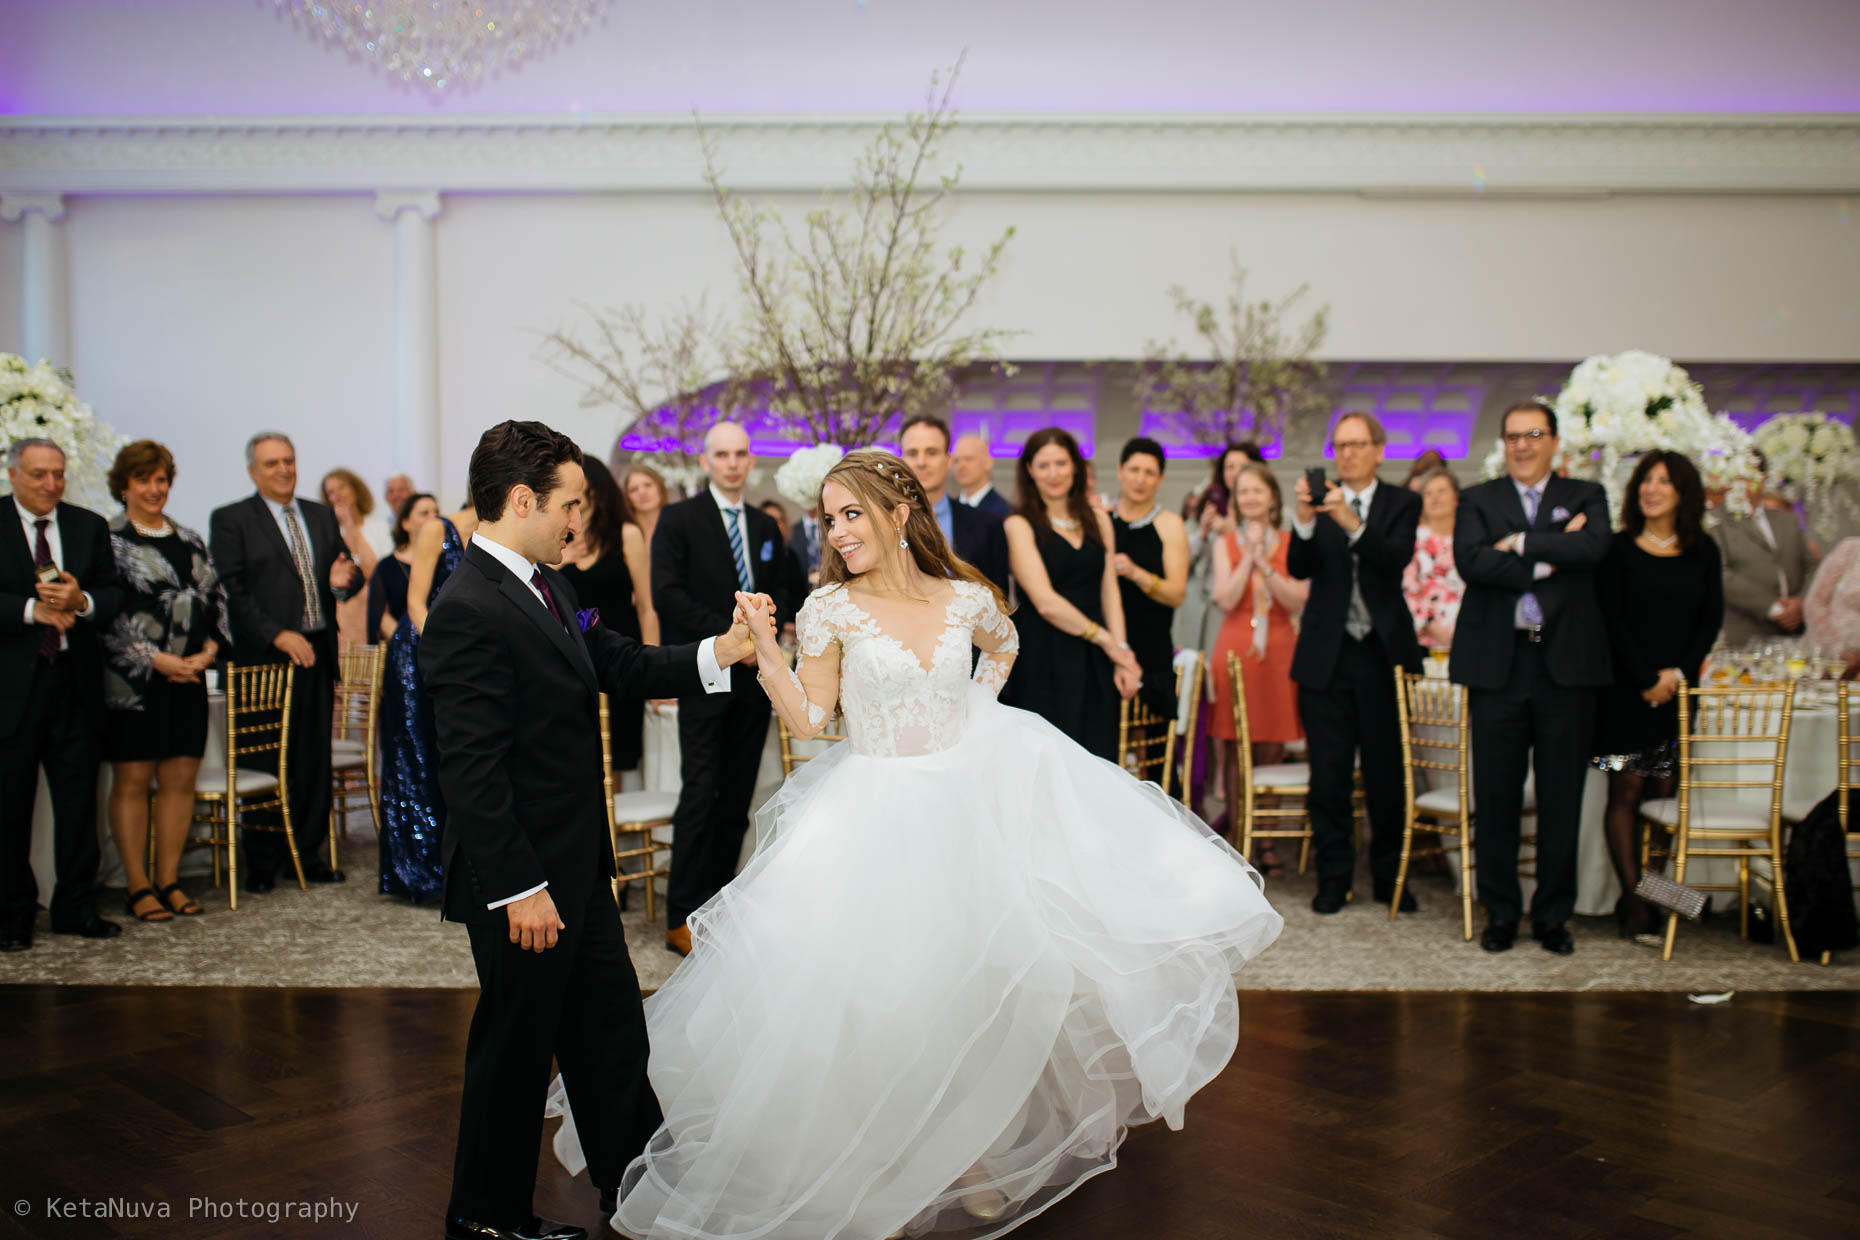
[330,752,367,771]
[1639,797,1772,834]
[1782,796,1821,823]
[1415,787,1466,815]
[613,790,680,823]
[331,738,366,754]
[201,767,280,795]
[1251,763,1310,788]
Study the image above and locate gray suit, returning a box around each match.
[1711,508,1818,647]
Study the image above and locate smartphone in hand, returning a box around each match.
[1304,467,1327,504]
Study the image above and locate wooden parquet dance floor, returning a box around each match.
[4,987,1859,1239]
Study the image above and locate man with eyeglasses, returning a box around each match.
[1450,400,1612,955]
[1288,412,1424,916]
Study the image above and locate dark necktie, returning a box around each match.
[33,518,59,660]
[1343,497,1371,640]
[530,567,564,628]
[280,504,325,631]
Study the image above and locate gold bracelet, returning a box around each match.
[1081,620,1101,644]
[1141,572,1160,597]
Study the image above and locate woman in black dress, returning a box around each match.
[559,458,655,771]
[1109,436,1189,717]
[1001,428,1142,760]
[366,491,437,644]
[1593,450,1723,941]
[101,441,227,921]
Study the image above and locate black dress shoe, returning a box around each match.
[303,868,347,884]
[51,912,121,940]
[1310,881,1353,915]
[244,874,277,894]
[0,923,31,952]
[445,1216,587,1240]
[597,1186,618,1217]
[1372,883,1419,913]
[1533,924,1576,955]
[1480,920,1518,953]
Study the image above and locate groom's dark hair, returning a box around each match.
[469,420,585,522]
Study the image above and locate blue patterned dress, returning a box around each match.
[377,516,463,900]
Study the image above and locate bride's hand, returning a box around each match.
[734,591,780,651]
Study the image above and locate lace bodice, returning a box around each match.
[778,580,1018,757]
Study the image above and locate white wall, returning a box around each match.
[22,183,1855,529]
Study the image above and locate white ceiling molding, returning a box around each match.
[1,113,1856,196]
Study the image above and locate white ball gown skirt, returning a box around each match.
[550,689,1283,1238]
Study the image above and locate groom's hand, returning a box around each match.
[506,888,565,953]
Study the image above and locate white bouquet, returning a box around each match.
[0,354,125,510]
[1482,350,1758,519]
[1751,411,1860,543]
[775,442,845,510]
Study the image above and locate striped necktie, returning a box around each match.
[281,504,325,631]
[724,506,754,593]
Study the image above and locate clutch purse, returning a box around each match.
[1635,872,1708,920]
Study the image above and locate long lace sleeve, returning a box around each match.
[970,586,1019,696]
[758,591,842,739]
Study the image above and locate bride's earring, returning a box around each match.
[898,534,909,549]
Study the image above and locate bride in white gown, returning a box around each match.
[552,450,1282,1239]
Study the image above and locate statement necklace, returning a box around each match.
[1642,530,1678,551]
[1050,515,1081,532]
[131,518,173,538]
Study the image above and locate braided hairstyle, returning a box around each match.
[816,450,1011,613]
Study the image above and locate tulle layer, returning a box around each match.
[555,689,1282,1239]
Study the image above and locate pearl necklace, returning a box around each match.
[130,518,173,538]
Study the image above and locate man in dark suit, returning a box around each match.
[652,421,801,956]
[901,416,1010,591]
[422,420,756,1240]
[1287,412,1423,915]
[786,503,821,580]
[1451,400,1612,955]
[208,431,360,890]
[953,432,1013,520]
[1,438,122,950]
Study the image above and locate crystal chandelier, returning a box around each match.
[275,1,613,93]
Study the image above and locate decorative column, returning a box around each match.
[1,193,71,365]
[374,190,443,495]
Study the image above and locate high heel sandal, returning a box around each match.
[124,887,173,923]
[956,1171,1009,1222]
[158,883,203,917]
[1254,843,1285,878]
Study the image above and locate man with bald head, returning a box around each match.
[651,422,800,955]
[952,433,1011,520]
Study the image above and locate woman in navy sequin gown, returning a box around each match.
[377,506,474,901]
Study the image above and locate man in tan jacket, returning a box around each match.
[1711,465,1818,648]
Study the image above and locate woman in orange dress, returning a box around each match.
[1209,462,1308,871]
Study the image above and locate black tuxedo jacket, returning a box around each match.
[1449,474,1613,691]
[0,499,120,738]
[207,493,355,663]
[786,516,819,576]
[949,499,1010,592]
[652,491,799,686]
[421,542,708,923]
[966,488,1013,522]
[1285,479,1423,691]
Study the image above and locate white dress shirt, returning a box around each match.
[470,530,731,910]
[1750,508,1793,619]
[960,483,997,507]
[15,498,95,649]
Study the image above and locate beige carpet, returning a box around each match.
[2,823,1854,992]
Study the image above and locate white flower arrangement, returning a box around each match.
[1482,350,1758,520]
[1751,412,1860,543]
[0,354,125,510]
[775,442,846,510]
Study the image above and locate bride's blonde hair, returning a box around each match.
[816,450,1012,613]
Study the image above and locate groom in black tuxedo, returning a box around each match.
[652,420,801,955]
[422,421,757,1240]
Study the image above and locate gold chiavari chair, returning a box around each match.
[1226,651,1312,873]
[330,643,386,861]
[777,712,849,778]
[182,662,301,909]
[601,694,674,921]
[1638,681,1798,962]
[1117,662,1185,796]
[1174,652,1205,811]
[1391,670,1538,940]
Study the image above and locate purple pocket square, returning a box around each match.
[576,608,600,634]
[1551,506,1571,523]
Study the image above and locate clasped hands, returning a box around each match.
[1642,667,1682,707]
[30,570,86,632]
[152,642,219,685]
[719,591,780,668]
